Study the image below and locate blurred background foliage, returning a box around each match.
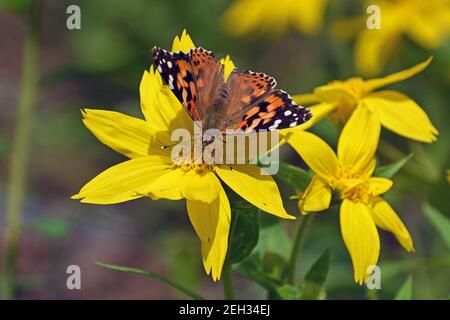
[0,0,448,299]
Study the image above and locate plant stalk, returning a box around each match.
[285,214,313,285]
[1,4,40,299]
[222,262,235,300]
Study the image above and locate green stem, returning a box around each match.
[368,288,379,300]
[285,215,312,285]
[222,262,235,300]
[1,4,40,299]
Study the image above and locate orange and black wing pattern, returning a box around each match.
[225,70,312,132]
[152,46,223,121]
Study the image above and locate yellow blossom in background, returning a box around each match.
[293,57,438,143]
[222,0,328,37]
[333,0,450,76]
[72,31,294,281]
[286,106,414,284]
[219,55,236,80]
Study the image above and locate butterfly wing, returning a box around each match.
[152,47,224,121]
[153,47,312,132]
[224,70,312,132]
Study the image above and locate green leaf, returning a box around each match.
[395,276,413,300]
[234,255,281,290]
[423,203,450,249]
[95,262,205,300]
[227,195,260,264]
[262,252,287,280]
[303,249,330,285]
[375,154,413,178]
[276,162,312,192]
[300,249,330,300]
[275,284,301,300]
[29,217,70,239]
[380,254,450,280]
[234,217,291,290]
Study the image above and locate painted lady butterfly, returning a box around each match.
[152,46,312,134]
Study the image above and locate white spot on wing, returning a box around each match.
[289,122,297,127]
[168,74,174,89]
[284,110,292,116]
[167,61,173,68]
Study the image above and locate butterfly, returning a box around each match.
[152,46,312,134]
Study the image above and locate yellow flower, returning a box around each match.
[72,30,294,281]
[286,106,414,284]
[222,0,328,37]
[293,57,438,143]
[333,0,450,75]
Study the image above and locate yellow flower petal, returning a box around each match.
[146,168,186,201]
[363,57,433,92]
[339,178,365,194]
[187,186,231,281]
[354,29,400,77]
[222,0,327,37]
[286,131,338,180]
[314,83,358,106]
[282,103,335,135]
[292,93,321,105]
[149,169,222,203]
[219,55,235,81]
[307,102,336,119]
[182,171,221,203]
[291,0,327,35]
[214,164,294,219]
[337,104,380,171]
[363,90,438,143]
[368,177,393,196]
[222,0,283,37]
[371,197,414,252]
[406,14,447,49]
[139,67,193,143]
[171,29,196,52]
[362,158,377,179]
[81,109,154,158]
[71,156,172,204]
[340,199,380,285]
[300,175,332,214]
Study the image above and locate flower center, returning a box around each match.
[339,183,370,203]
[164,139,215,173]
[332,166,370,203]
[340,78,366,99]
[174,162,213,174]
[327,78,366,125]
